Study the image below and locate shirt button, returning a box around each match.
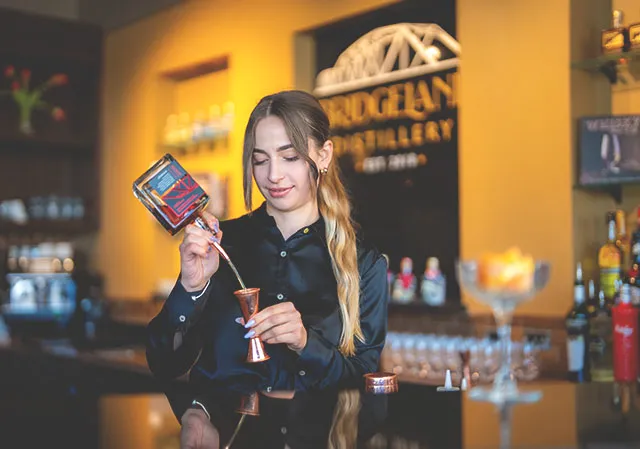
[266,386,272,393]
[299,370,306,376]
[281,427,287,435]
[179,315,186,323]
[277,293,284,300]
[303,227,309,234]
[280,250,287,258]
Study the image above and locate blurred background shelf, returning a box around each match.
[388,300,466,315]
[571,49,640,84]
[0,219,97,236]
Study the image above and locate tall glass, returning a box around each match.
[456,259,550,405]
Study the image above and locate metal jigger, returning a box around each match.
[235,391,260,416]
[363,372,399,394]
[233,288,270,363]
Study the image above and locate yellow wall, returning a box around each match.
[458,0,572,315]
[98,0,399,299]
[101,0,577,316]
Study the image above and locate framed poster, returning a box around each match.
[578,115,640,186]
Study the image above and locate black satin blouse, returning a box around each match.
[146,201,389,402]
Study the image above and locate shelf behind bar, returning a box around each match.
[388,300,466,315]
[571,48,640,71]
[0,218,97,236]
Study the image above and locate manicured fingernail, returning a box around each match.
[213,222,219,233]
[244,319,255,328]
[207,245,212,252]
[244,330,255,339]
[235,317,243,325]
[210,235,220,243]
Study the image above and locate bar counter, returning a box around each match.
[1,332,639,449]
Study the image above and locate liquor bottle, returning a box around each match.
[566,262,591,382]
[421,257,446,306]
[599,212,623,301]
[629,263,640,306]
[132,153,244,289]
[615,209,630,268]
[589,288,614,382]
[612,280,639,383]
[602,10,630,54]
[587,279,597,316]
[630,206,640,265]
[629,17,640,50]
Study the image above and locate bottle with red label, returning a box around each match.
[612,279,639,383]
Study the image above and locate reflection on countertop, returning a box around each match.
[1,320,640,448]
[462,381,640,449]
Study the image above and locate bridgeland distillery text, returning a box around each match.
[319,73,457,162]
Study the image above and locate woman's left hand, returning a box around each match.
[239,302,307,353]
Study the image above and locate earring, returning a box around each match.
[320,167,328,175]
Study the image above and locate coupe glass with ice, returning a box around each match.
[132,153,269,363]
[456,249,550,405]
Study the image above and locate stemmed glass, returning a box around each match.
[456,259,550,405]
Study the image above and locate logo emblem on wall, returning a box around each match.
[314,23,460,174]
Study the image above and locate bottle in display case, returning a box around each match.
[615,209,629,268]
[612,281,638,383]
[602,10,630,54]
[392,257,416,303]
[599,211,622,301]
[421,257,446,306]
[565,262,590,382]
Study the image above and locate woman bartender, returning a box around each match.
[145,90,389,448]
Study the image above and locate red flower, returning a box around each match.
[52,107,66,121]
[21,69,30,82]
[48,73,68,86]
[5,65,14,77]
[11,81,20,91]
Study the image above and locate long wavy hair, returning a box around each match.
[242,90,363,355]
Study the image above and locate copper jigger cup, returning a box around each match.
[235,391,260,416]
[234,287,270,363]
[364,372,398,395]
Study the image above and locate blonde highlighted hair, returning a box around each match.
[241,90,363,356]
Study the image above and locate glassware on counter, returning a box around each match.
[382,332,543,386]
[456,253,550,405]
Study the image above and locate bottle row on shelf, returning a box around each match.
[565,207,640,386]
[2,241,78,316]
[3,272,76,315]
[384,255,447,306]
[162,102,234,150]
[6,241,75,274]
[0,196,86,225]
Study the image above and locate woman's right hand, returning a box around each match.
[179,211,223,292]
[180,408,219,449]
